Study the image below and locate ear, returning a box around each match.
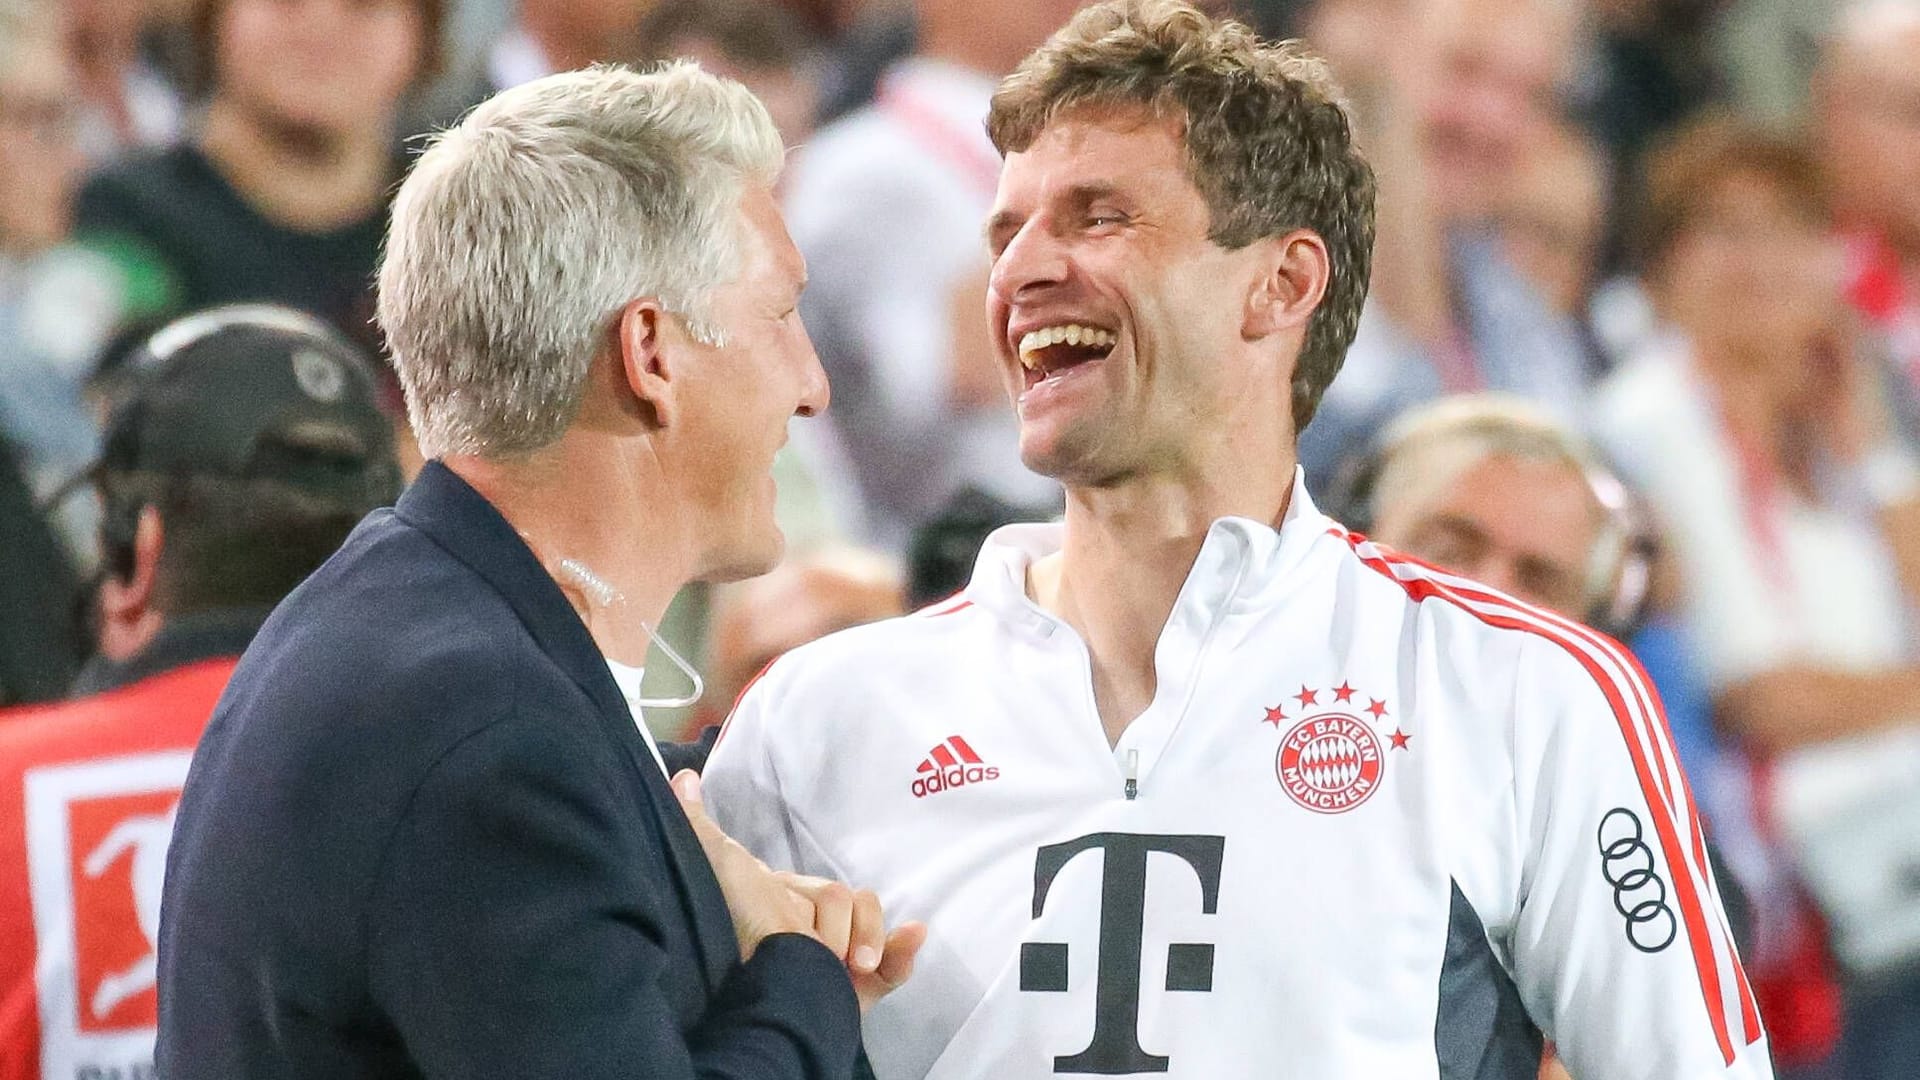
[616,297,681,429]
[97,506,165,660]
[1245,229,1331,342]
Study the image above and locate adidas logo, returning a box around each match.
[911,735,1000,798]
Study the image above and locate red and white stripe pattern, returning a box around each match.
[1335,528,1763,1065]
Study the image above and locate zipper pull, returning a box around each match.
[1124,748,1140,801]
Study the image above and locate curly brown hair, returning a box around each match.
[986,0,1376,433]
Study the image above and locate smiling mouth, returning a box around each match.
[1017,323,1117,387]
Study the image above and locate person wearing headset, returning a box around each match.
[1338,393,1651,637]
[0,303,400,1080]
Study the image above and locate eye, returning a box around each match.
[1086,212,1127,229]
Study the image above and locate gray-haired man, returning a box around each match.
[156,63,920,1079]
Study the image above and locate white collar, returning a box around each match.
[964,467,1331,639]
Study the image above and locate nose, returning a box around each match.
[988,217,1070,306]
[793,321,829,418]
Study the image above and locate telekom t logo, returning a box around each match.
[1018,832,1226,1074]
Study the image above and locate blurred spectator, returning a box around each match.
[782,0,1078,551]
[448,0,661,108]
[692,546,905,733]
[1358,395,1645,632]
[1582,0,1720,238]
[63,0,186,163]
[807,0,913,123]
[1594,119,1920,1078]
[0,305,398,1079]
[0,1,126,560]
[0,439,84,708]
[631,0,821,156]
[1712,0,1834,127]
[906,485,1056,608]
[71,0,443,364]
[1298,0,1594,487]
[1817,0,1920,439]
[1497,121,1611,327]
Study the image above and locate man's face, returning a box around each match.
[1420,0,1569,224]
[1374,452,1601,617]
[1498,126,1605,316]
[985,108,1275,485]
[1659,171,1840,388]
[674,185,827,582]
[1819,23,1920,250]
[219,0,422,137]
[0,38,81,253]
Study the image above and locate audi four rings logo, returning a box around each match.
[1597,807,1676,953]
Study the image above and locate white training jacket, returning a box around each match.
[705,474,1771,1080]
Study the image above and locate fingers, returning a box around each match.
[671,770,719,845]
[848,889,884,974]
[875,921,926,988]
[854,921,928,1014]
[784,874,854,960]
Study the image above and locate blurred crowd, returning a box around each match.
[2,0,1920,1076]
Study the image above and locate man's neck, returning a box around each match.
[1031,461,1296,745]
[199,97,392,232]
[445,439,694,666]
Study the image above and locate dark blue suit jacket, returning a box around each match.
[156,461,859,1078]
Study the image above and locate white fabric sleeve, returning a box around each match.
[702,669,805,875]
[1508,635,1773,1079]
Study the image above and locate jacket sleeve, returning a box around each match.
[1507,634,1773,1079]
[367,706,859,1080]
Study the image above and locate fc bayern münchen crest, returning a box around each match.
[1264,683,1408,814]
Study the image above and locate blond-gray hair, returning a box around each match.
[378,62,783,458]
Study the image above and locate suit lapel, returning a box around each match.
[395,462,738,990]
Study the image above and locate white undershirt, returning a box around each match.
[605,658,671,778]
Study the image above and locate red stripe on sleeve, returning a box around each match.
[1342,536,1739,1065]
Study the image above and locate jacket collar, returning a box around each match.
[394,460,737,988]
[964,467,1333,640]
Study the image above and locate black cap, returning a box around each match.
[92,304,399,504]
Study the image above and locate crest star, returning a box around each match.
[1263,705,1286,727]
[1365,698,1389,720]
[1332,681,1356,703]
[1293,686,1319,708]
[1390,729,1412,750]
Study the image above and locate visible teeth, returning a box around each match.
[1017,323,1117,367]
